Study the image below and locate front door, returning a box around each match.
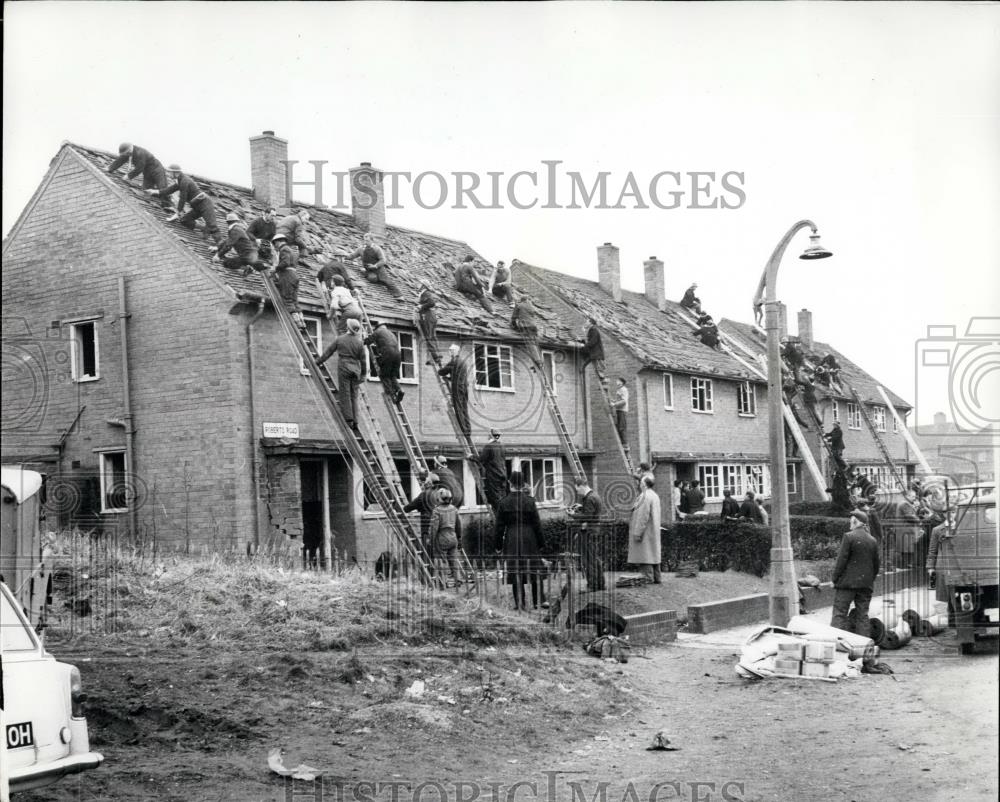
[300,460,324,568]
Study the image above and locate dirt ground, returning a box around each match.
[18,561,999,802]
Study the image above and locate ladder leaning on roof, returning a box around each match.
[849,385,908,493]
[318,277,482,575]
[590,373,636,476]
[259,270,440,586]
[517,331,588,484]
[674,305,829,500]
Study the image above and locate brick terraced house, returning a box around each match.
[2,131,917,560]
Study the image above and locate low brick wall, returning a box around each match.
[623,609,677,643]
[687,569,925,634]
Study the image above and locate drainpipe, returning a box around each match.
[117,277,139,540]
[246,297,267,550]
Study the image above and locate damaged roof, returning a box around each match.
[68,143,575,345]
[719,318,912,410]
[517,262,758,382]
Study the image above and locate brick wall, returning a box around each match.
[2,150,251,549]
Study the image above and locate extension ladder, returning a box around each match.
[850,386,908,492]
[260,270,439,585]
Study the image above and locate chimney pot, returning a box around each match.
[603,242,612,246]
[361,161,372,167]
[262,130,274,136]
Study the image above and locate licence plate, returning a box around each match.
[985,608,1000,622]
[6,721,34,749]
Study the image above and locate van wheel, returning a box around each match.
[959,642,975,656]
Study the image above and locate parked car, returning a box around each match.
[1,580,103,795]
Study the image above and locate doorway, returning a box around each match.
[300,460,325,569]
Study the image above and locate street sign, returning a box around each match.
[263,422,300,439]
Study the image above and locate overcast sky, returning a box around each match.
[4,2,999,429]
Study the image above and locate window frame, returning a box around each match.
[365,329,419,385]
[510,456,563,506]
[698,465,720,499]
[831,400,840,424]
[690,377,714,414]
[662,373,674,410]
[299,315,323,375]
[541,350,557,396]
[98,449,129,513]
[847,402,862,430]
[786,463,798,495]
[737,381,757,417]
[872,405,887,432]
[700,462,772,501]
[473,342,515,392]
[69,319,100,382]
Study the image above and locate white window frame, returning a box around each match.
[98,449,128,513]
[542,351,557,396]
[69,319,100,382]
[701,462,772,501]
[365,329,419,385]
[737,381,757,417]
[662,373,674,410]
[892,412,900,433]
[511,456,563,506]
[786,463,798,495]
[873,405,887,432]
[473,342,515,392]
[300,316,323,375]
[691,377,714,414]
[698,465,720,499]
[831,400,840,423]
[847,402,862,430]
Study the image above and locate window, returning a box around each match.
[831,401,840,423]
[516,457,562,504]
[363,458,414,511]
[737,382,757,416]
[366,330,418,383]
[873,406,887,432]
[691,377,714,413]
[300,316,323,375]
[474,343,514,390]
[0,590,38,652]
[700,462,771,500]
[99,450,128,513]
[786,463,798,495]
[662,373,674,410]
[846,402,862,430]
[69,320,99,381]
[698,465,720,498]
[892,411,900,433]
[542,351,557,395]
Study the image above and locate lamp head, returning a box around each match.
[799,232,833,260]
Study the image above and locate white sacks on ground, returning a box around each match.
[735,616,877,681]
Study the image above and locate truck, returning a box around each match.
[927,486,999,654]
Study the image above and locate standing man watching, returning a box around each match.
[830,509,880,637]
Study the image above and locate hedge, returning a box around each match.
[460,513,850,576]
[788,501,851,517]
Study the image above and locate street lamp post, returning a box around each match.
[756,220,832,625]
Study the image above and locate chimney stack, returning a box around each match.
[597,243,622,302]
[349,162,386,236]
[797,308,814,349]
[249,131,289,208]
[776,301,788,339]
[643,256,666,311]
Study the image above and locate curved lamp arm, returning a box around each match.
[752,219,819,308]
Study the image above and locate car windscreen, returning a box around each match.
[0,587,38,651]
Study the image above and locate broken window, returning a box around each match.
[69,319,99,381]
